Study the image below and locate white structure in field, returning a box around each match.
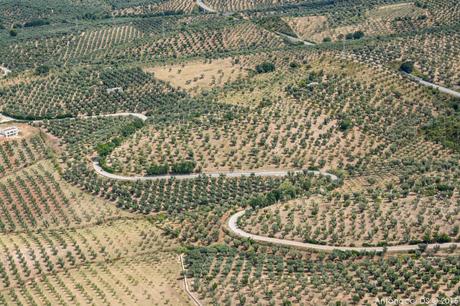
[0,66,11,77]
[0,126,19,138]
[106,87,123,94]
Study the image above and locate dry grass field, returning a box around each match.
[145,57,248,95]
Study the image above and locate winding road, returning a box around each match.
[99,146,442,255]
[4,108,459,254]
[404,73,460,98]
[93,155,460,254]
[93,161,338,181]
[4,109,458,254]
[228,210,460,253]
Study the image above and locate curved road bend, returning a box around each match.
[228,210,460,253]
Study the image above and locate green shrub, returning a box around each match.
[352,31,365,39]
[171,160,196,174]
[255,62,275,74]
[147,164,169,176]
[346,31,364,40]
[289,61,299,68]
[399,61,414,74]
[35,65,50,75]
[339,118,353,131]
[434,232,451,243]
[24,19,50,28]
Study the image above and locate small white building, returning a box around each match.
[0,126,19,138]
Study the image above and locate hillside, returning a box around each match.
[0,0,459,305]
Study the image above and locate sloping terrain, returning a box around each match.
[0,0,459,305]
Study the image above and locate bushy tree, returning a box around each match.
[400,61,414,74]
[147,164,169,175]
[171,160,196,174]
[35,65,50,75]
[255,62,276,74]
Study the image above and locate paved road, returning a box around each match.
[94,160,338,181]
[228,210,460,253]
[277,32,315,46]
[405,73,460,98]
[0,113,15,123]
[196,0,216,13]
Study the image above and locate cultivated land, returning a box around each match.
[0,0,460,305]
[145,57,248,95]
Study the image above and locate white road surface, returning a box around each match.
[405,73,460,98]
[196,0,216,13]
[228,210,460,253]
[93,160,338,181]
